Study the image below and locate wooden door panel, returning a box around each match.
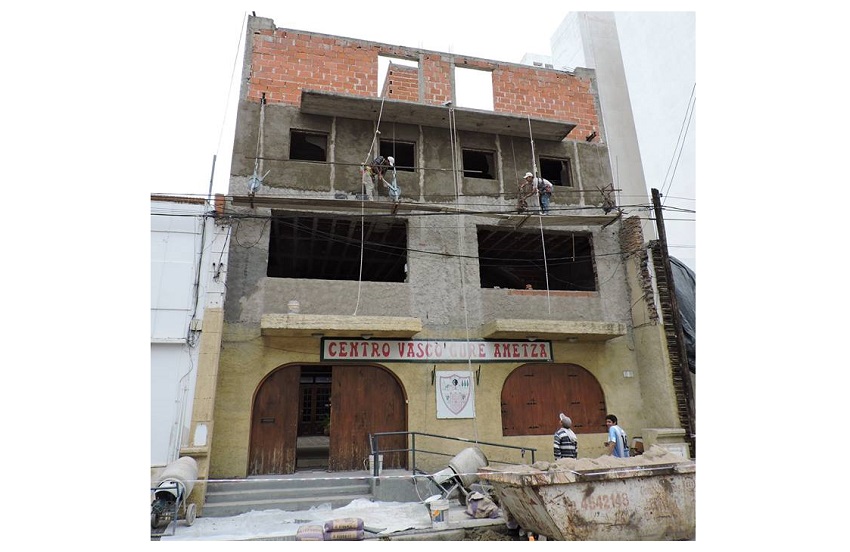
[502,364,606,436]
[329,365,407,471]
[248,366,300,474]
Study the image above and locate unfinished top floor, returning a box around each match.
[230,16,614,212]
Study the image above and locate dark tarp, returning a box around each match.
[670,257,695,373]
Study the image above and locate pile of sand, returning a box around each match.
[530,445,692,473]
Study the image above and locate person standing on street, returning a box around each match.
[605,414,629,457]
[554,413,578,459]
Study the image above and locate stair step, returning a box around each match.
[205,483,370,504]
[201,493,374,518]
[207,478,371,493]
[201,472,377,518]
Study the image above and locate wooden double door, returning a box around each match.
[248,364,407,475]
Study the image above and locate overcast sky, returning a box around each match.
[135,1,579,198]
[115,2,698,270]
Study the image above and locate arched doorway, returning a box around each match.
[501,363,606,436]
[248,364,407,475]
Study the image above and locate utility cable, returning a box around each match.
[660,83,696,203]
[215,11,248,172]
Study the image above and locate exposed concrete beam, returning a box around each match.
[261,313,422,337]
[300,90,576,141]
[481,319,626,341]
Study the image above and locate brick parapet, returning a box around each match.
[245,23,600,141]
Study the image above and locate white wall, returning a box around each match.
[616,12,695,271]
[150,199,229,465]
[547,12,696,271]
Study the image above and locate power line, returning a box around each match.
[660,83,696,203]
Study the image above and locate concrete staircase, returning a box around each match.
[202,473,374,517]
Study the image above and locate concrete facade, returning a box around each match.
[202,15,686,488]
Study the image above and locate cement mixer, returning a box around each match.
[151,456,198,529]
[430,447,488,505]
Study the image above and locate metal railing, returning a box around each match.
[368,431,536,477]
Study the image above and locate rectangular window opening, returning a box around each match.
[539,157,572,187]
[477,227,596,291]
[290,130,328,162]
[455,67,494,111]
[379,140,415,172]
[268,213,408,282]
[462,149,495,179]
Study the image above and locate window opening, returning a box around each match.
[379,140,415,172]
[378,55,419,99]
[290,130,327,162]
[268,213,408,282]
[455,66,494,111]
[462,149,495,179]
[477,227,596,290]
[539,157,573,187]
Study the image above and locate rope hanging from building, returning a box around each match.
[248,93,270,204]
[352,95,387,316]
[527,115,552,314]
[447,101,481,445]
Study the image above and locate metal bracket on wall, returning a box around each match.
[476,366,481,385]
[431,365,436,386]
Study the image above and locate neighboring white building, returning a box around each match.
[150,195,229,467]
[524,12,696,271]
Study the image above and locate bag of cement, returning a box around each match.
[295,524,325,541]
[324,517,364,532]
[325,529,365,541]
[465,491,500,519]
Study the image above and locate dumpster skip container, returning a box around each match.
[479,445,695,541]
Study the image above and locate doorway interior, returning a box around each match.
[296,366,331,469]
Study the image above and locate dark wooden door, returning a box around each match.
[248,365,300,474]
[328,365,407,471]
[501,363,606,436]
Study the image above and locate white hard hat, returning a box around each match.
[524,172,534,178]
[387,156,395,166]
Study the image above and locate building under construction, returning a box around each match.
[177,14,694,512]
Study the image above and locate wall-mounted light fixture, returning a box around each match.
[361,333,373,340]
[566,337,578,343]
[526,336,537,342]
[311,332,324,338]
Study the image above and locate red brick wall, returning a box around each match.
[247,26,599,141]
[493,66,599,142]
[420,53,453,106]
[382,63,418,101]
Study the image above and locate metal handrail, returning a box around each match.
[368,431,536,477]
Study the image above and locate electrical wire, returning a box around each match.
[660,83,696,203]
[214,12,248,167]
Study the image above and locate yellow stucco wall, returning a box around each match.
[208,326,664,478]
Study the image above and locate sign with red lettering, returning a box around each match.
[320,339,552,362]
[437,371,474,418]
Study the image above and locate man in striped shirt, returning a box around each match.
[553,413,578,459]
